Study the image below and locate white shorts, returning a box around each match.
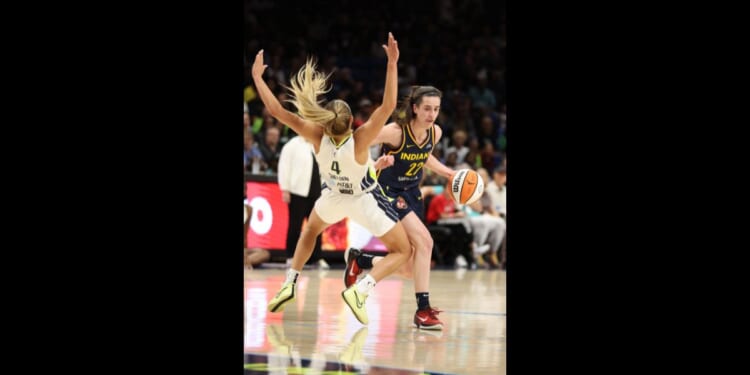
[314,187,399,237]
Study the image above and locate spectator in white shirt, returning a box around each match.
[277,135,330,269]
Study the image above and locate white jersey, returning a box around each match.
[312,133,398,236]
[315,134,378,196]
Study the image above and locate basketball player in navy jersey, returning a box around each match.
[252,33,411,325]
[344,86,456,330]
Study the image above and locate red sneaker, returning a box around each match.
[414,307,444,330]
[344,248,363,288]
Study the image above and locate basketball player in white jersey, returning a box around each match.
[251,32,409,325]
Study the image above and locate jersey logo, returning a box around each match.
[396,196,408,210]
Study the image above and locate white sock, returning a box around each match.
[355,274,377,295]
[285,268,300,285]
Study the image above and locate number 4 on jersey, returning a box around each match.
[331,161,341,174]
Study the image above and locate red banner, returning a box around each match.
[245,181,288,250]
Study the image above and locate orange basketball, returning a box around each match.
[449,169,484,205]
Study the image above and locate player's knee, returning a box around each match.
[423,235,434,253]
[402,242,415,256]
[414,231,433,255]
[414,240,433,258]
[398,243,415,259]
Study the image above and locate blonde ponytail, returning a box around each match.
[285,58,352,136]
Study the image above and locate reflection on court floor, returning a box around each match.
[245,268,505,375]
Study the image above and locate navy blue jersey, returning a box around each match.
[377,125,436,194]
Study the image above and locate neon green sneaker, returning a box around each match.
[339,326,369,365]
[268,282,295,313]
[341,286,369,324]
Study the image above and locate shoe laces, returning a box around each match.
[421,307,443,318]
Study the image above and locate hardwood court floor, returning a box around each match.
[245,267,506,374]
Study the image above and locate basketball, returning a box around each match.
[449,169,484,205]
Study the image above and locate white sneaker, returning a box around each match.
[318,259,330,270]
[473,244,491,255]
[455,255,468,268]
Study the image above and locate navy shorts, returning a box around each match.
[385,187,424,222]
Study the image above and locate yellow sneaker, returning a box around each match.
[339,326,369,365]
[341,286,369,324]
[268,282,295,313]
[266,323,292,352]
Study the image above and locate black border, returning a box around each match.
[26,0,714,373]
[38,2,245,372]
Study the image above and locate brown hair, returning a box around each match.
[393,85,443,127]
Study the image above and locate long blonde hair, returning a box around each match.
[285,58,352,137]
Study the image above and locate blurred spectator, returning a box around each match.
[458,137,482,170]
[485,165,507,269]
[244,126,265,174]
[479,139,497,172]
[425,182,475,268]
[468,75,496,112]
[353,97,373,129]
[486,165,506,218]
[476,114,500,151]
[258,126,283,174]
[444,151,459,169]
[444,129,470,165]
[465,167,506,268]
